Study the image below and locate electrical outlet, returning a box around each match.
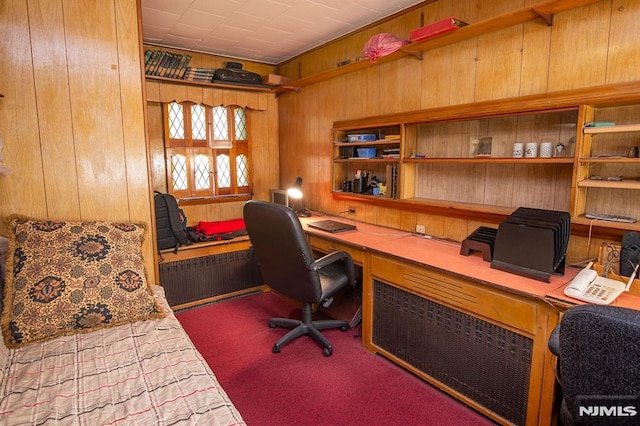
[348,207,357,214]
[416,224,425,234]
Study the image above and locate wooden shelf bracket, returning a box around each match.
[532,8,554,25]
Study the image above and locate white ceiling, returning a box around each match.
[141,0,425,65]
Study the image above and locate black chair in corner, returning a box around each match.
[548,304,640,425]
[243,200,355,357]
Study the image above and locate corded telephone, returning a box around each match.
[564,262,639,305]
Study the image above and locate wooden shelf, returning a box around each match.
[335,158,400,163]
[403,157,575,164]
[579,157,640,164]
[584,123,640,134]
[276,0,601,93]
[573,215,640,232]
[145,75,274,93]
[577,179,640,189]
[334,139,400,146]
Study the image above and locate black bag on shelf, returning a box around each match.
[213,68,262,85]
[154,191,191,252]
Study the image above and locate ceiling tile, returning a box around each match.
[142,0,427,64]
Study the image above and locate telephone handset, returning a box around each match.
[564,262,639,305]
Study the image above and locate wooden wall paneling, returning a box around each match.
[147,103,167,192]
[114,0,154,275]
[484,164,517,207]
[202,87,223,107]
[317,78,345,214]
[0,0,48,231]
[474,25,524,102]
[607,0,640,83]
[186,85,204,105]
[247,95,279,202]
[423,0,479,108]
[512,163,560,210]
[277,91,298,189]
[145,80,160,102]
[159,83,187,103]
[64,0,130,220]
[547,0,611,91]
[28,0,81,220]
[265,94,280,199]
[553,165,573,211]
[519,10,553,96]
[441,215,471,242]
[298,84,321,210]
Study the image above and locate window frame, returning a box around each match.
[163,101,252,204]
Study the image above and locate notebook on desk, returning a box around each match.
[307,220,356,233]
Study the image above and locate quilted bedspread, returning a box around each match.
[0,286,245,425]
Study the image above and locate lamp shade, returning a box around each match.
[287,177,303,199]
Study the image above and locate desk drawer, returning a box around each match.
[371,254,537,334]
[308,236,363,264]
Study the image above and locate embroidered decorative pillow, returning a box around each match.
[2,216,165,348]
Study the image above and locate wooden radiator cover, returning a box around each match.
[159,249,262,307]
[372,280,532,425]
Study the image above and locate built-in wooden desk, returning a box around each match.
[300,215,580,426]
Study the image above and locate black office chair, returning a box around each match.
[548,304,640,425]
[243,200,355,357]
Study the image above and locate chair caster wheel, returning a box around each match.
[272,344,281,354]
[340,324,348,332]
[323,347,332,357]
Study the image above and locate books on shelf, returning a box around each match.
[144,49,192,79]
[183,67,216,82]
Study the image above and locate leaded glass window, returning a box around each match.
[171,154,187,190]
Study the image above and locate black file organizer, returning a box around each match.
[490,207,570,282]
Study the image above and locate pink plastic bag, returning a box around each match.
[363,33,409,63]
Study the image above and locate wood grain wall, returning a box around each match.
[0,1,155,279]
[276,0,640,263]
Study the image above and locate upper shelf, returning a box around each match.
[145,75,275,93]
[583,124,640,134]
[275,0,602,93]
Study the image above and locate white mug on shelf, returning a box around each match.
[513,142,524,158]
[540,142,553,158]
[525,142,538,158]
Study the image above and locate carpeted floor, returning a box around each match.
[176,291,496,425]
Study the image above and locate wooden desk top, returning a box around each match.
[301,215,577,302]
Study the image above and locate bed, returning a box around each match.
[0,216,245,425]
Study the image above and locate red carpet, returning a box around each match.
[176,291,496,425]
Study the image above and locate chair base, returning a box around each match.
[269,303,348,357]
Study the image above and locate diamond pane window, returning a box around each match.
[236,154,249,186]
[213,106,228,140]
[234,107,247,140]
[194,154,211,190]
[171,154,187,190]
[216,154,231,188]
[191,104,206,140]
[168,102,184,139]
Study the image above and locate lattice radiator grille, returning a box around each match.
[373,280,532,425]
[159,249,262,307]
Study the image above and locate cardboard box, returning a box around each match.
[410,17,468,42]
[263,74,291,86]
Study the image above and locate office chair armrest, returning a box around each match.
[548,323,561,357]
[310,251,356,286]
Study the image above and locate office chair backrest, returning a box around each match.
[243,200,323,303]
[557,304,640,423]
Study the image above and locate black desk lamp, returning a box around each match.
[287,177,311,217]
